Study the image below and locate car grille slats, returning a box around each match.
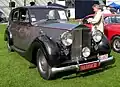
[71,27,91,62]
[82,28,91,48]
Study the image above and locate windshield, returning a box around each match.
[29,8,67,22]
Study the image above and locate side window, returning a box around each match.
[104,17,111,24]
[111,16,116,23]
[19,8,29,22]
[12,10,19,22]
[115,16,120,23]
[48,10,55,19]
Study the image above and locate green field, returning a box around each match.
[0,24,120,87]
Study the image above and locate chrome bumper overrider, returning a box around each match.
[51,56,114,74]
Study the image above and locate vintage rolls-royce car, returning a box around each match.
[4,6,115,80]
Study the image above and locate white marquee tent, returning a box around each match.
[0,0,54,17]
[106,0,120,6]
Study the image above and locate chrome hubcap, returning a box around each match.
[113,39,120,51]
[39,55,47,73]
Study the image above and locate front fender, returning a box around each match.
[98,35,111,55]
[36,35,61,66]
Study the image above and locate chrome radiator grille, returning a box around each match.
[71,27,91,61]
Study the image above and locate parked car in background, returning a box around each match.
[4,6,115,80]
[82,14,120,53]
[0,12,7,23]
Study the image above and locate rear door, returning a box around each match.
[9,8,20,47]
[16,8,32,50]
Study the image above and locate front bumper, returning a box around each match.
[51,56,115,74]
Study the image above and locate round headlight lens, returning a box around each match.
[92,30,102,42]
[82,47,90,57]
[61,31,72,46]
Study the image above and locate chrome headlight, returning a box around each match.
[61,31,72,46]
[82,47,90,57]
[92,30,102,42]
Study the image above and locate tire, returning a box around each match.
[4,29,8,41]
[4,33,7,41]
[36,48,54,80]
[7,36,14,52]
[112,36,120,53]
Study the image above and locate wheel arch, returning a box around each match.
[110,35,120,44]
[5,29,13,45]
[30,35,61,67]
[110,35,120,53]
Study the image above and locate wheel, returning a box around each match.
[7,41,14,52]
[4,33,7,41]
[36,48,54,80]
[112,36,120,53]
[7,36,14,52]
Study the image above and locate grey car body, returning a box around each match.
[4,6,115,80]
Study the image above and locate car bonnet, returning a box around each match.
[41,23,79,30]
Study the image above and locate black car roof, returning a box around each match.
[17,5,65,10]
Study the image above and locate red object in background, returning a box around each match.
[82,14,120,53]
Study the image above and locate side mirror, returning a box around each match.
[9,1,15,7]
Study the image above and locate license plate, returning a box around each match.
[80,62,99,71]
[98,54,108,60]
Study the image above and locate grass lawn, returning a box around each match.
[0,24,120,87]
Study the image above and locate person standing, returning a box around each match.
[88,4,104,33]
